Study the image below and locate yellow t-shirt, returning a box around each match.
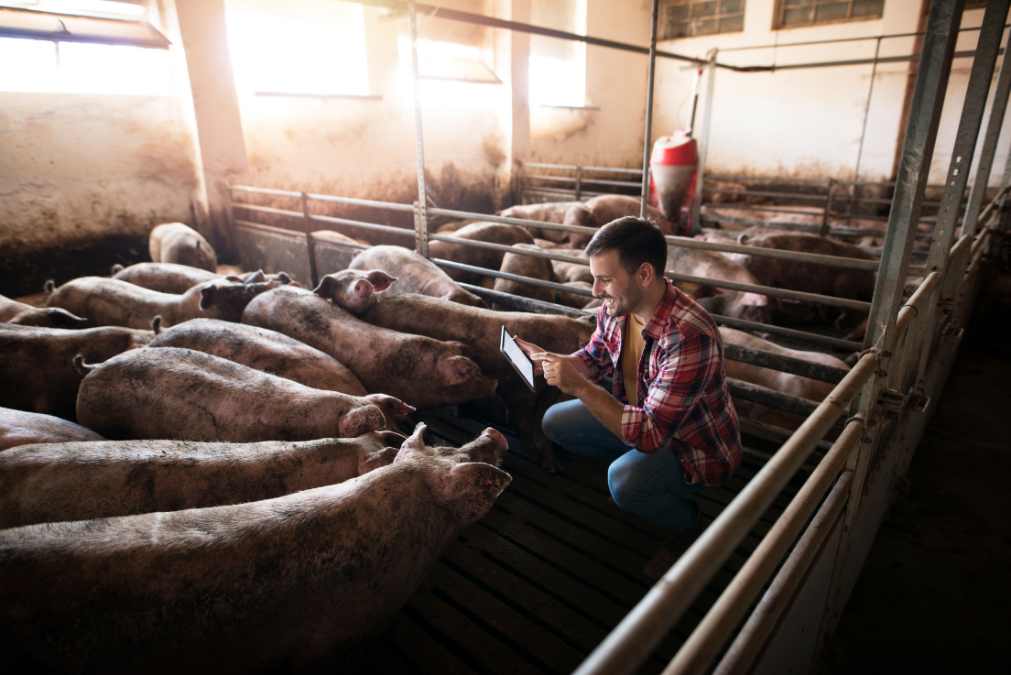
[621,313,647,407]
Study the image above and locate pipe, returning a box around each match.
[571,352,879,675]
[458,283,593,319]
[727,379,846,423]
[408,1,430,258]
[663,271,872,312]
[640,0,659,219]
[853,38,882,184]
[691,50,718,236]
[723,344,848,384]
[432,259,594,297]
[662,418,864,675]
[713,470,855,675]
[713,315,862,352]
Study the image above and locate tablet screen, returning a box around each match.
[500,326,535,390]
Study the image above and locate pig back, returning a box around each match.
[0,407,104,452]
[427,223,534,283]
[242,288,496,408]
[350,245,487,307]
[113,262,222,294]
[76,346,379,442]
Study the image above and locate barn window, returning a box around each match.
[529,0,587,107]
[776,0,884,29]
[659,0,746,39]
[225,1,370,98]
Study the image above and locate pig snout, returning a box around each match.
[458,427,509,465]
[481,427,508,451]
[338,404,386,438]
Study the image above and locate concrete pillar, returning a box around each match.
[171,0,250,260]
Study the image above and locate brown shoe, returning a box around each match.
[642,500,704,580]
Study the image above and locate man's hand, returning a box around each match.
[530,351,587,397]
[513,337,548,377]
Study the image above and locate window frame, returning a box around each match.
[658,0,747,41]
[772,0,885,31]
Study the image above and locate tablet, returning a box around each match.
[500,326,536,392]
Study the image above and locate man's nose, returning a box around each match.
[592,279,604,297]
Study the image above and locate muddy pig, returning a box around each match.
[0,431,407,527]
[149,318,368,396]
[499,201,594,246]
[667,245,771,323]
[0,293,87,328]
[112,262,298,294]
[428,222,535,284]
[243,287,497,409]
[46,276,274,329]
[584,194,676,235]
[362,294,595,470]
[0,425,509,674]
[550,248,593,283]
[350,245,488,307]
[312,269,396,316]
[0,407,103,452]
[76,347,404,442]
[493,243,557,305]
[149,222,217,272]
[0,324,152,420]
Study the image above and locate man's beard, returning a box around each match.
[599,284,644,317]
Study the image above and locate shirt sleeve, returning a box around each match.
[575,311,614,384]
[619,332,720,452]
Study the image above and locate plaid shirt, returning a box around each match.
[576,279,741,487]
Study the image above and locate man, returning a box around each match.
[515,216,741,580]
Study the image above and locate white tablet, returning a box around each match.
[500,326,536,392]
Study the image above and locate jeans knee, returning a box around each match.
[541,401,573,444]
[607,461,637,509]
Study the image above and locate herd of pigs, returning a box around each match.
[0,197,866,672]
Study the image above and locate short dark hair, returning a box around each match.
[584,216,667,278]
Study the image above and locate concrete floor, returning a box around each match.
[820,274,1011,674]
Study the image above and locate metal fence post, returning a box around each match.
[408,0,430,257]
[691,48,719,236]
[821,0,966,639]
[640,0,659,219]
[820,178,836,237]
[300,190,319,289]
[575,164,582,201]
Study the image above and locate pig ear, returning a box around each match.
[199,284,217,310]
[395,423,428,462]
[366,270,396,292]
[445,340,472,359]
[243,270,267,284]
[438,355,480,386]
[365,393,416,416]
[358,446,398,475]
[427,462,512,525]
[313,275,338,300]
[695,285,721,300]
[225,275,244,283]
[276,271,293,285]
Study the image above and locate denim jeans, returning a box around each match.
[542,399,705,532]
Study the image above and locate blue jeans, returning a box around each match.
[542,399,705,532]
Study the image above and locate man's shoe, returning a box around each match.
[642,500,704,580]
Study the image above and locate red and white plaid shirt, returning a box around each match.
[576,279,741,487]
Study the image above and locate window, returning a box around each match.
[776,0,884,29]
[225,1,369,98]
[529,0,586,107]
[660,0,745,40]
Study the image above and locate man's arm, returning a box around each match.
[514,338,591,379]
[531,352,624,438]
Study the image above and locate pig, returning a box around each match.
[312,229,372,246]
[0,424,510,674]
[0,293,87,328]
[534,238,560,249]
[243,286,498,408]
[0,324,152,420]
[720,327,849,431]
[493,243,557,305]
[550,248,593,283]
[667,245,771,324]
[499,201,594,246]
[556,280,594,308]
[349,245,488,308]
[428,222,535,284]
[361,293,595,471]
[0,407,103,452]
[148,318,368,396]
[0,431,406,527]
[111,262,298,294]
[148,222,217,272]
[584,194,676,235]
[312,269,396,317]
[46,276,274,329]
[76,347,404,442]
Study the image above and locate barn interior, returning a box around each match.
[1,0,1009,673]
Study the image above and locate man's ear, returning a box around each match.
[638,262,655,287]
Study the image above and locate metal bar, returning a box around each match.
[723,345,848,384]
[664,271,872,312]
[727,379,845,422]
[300,190,319,290]
[306,192,415,213]
[572,353,879,675]
[408,0,429,258]
[853,38,882,184]
[523,174,642,188]
[717,23,1010,53]
[691,50,718,236]
[430,234,590,264]
[713,471,855,675]
[234,219,305,239]
[232,202,303,219]
[640,0,659,218]
[311,232,369,250]
[433,259,594,297]
[713,315,862,351]
[458,283,594,319]
[309,214,414,238]
[820,178,835,237]
[524,163,643,175]
[229,184,302,198]
[575,165,582,201]
[663,418,863,675]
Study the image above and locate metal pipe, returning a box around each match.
[691,50,718,236]
[232,203,303,219]
[640,0,659,218]
[458,283,594,318]
[895,272,940,342]
[429,234,589,265]
[572,352,879,675]
[713,470,855,675]
[306,192,415,212]
[727,378,845,423]
[229,184,302,198]
[723,345,848,384]
[300,191,319,289]
[408,0,430,258]
[310,213,416,238]
[311,232,369,249]
[662,418,864,675]
[853,38,882,184]
[663,271,872,312]
[523,174,642,188]
[714,315,862,351]
[234,219,304,239]
[718,23,1009,53]
[432,259,594,297]
[524,163,643,174]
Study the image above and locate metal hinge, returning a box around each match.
[878,388,929,414]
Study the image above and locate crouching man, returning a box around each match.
[516,217,741,580]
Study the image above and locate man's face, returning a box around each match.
[589,249,645,318]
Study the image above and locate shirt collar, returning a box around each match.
[641,278,678,340]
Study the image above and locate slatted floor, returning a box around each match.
[353,407,811,675]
